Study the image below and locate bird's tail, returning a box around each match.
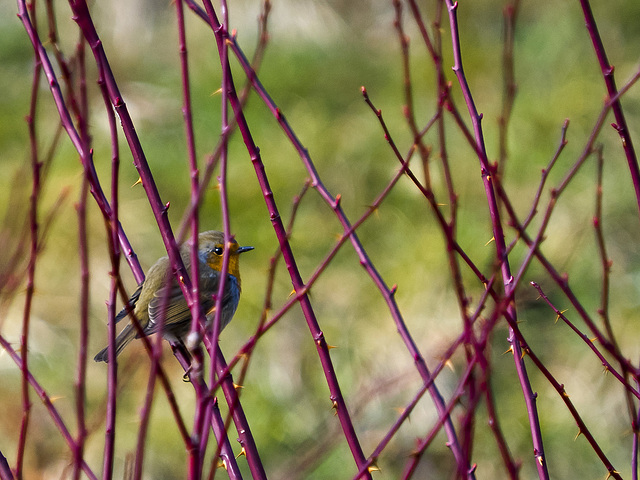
[93,324,137,363]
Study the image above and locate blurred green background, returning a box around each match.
[2,0,640,478]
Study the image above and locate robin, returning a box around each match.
[94,230,253,362]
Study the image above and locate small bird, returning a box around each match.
[94,231,253,362]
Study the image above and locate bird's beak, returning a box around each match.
[237,246,254,254]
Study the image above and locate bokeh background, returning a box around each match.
[2,0,640,478]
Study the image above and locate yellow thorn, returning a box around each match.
[367,462,381,473]
[235,447,246,459]
[574,430,582,441]
[327,344,338,350]
[211,87,223,96]
[444,359,455,372]
[289,289,296,298]
[555,309,568,323]
[537,455,544,466]
[331,400,339,415]
[217,459,228,470]
[436,203,448,207]
[233,383,244,391]
[503,346,514,355]
[132,177,142,187]
[485,236,495,246]
[49,395,64,403]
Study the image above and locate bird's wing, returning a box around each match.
[146,281,189,335]
[114,284,143,323]
[144,272,238,336]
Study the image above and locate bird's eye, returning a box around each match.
[213,246,224,256]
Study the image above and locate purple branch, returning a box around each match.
[444,2,549,477]
[360,87,474,477]
[100,46,120,480]
[634,377,640,480]
[402,361,477,479]
[133,356,158,480]
[0,336,98,480]
[16,2,43,473]
[579,0,640,218]
[221,18,475,475]
[72,36,90,480]
[174,1,208,476]
[0,451,13,480]
[530,283,639,398]
[74,176,90,480]
[195,1,372,476]
[17,0,142,284]
[68,0,194,314]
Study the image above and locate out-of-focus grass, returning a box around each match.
[2,0,640,478]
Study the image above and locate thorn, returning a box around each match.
[211,87,223,96]
[393,406,405,416]
[217,458,228,470]
[390,284,398,296]
[574,430,582,441]
[554,309,568,323]
[327,344,338,350]
[235,447,246,459]
[444,359,455,372]
[537,455,544,466]
[503,346,514,355]
[233,383,244,391]
[50,395,64,403]
[132,177,142,187]
[367,462,381,473]
[331,399,339,415]
[485,236,495,246]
